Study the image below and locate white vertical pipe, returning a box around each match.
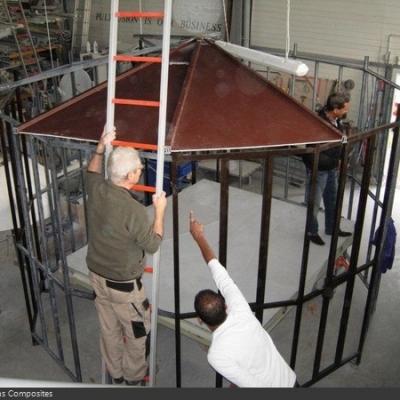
[139,0,144,37]
[149,0,172,387]
[242,0,251,48]
[105,0,119,174]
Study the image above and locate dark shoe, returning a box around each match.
[112,377,124,384]
[308,234,325,246]
[326,230,352,237]
[125,379,146,386]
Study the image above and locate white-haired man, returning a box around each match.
[86,129,167,385]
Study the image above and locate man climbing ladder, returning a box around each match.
[86,128,167,385]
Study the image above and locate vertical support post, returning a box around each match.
[48,144,82,381]
[0,120,35,338]
[78,150,89,243]
[191,161,197,185]
[337,65,343,87]
[255,157,273,323]
[171,159,182,387]
[61,148,76,253]
[105,0,119,168]
[4,115,38,342]
[215,158,230,388]
[348,56,369,221]
[10,99,42,270]
[292,146,320,369]
[241,0,252,48]
[41,139,61,269]
[10,128,49,346]
[219,159,229,267]
[334,135,375,364]
[138,0,144,49]
[312,61,319,111]
[312,143,348,375]
[149,0,173,387]
[29,136,65,362]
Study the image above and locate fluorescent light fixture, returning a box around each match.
[215,40,309,77]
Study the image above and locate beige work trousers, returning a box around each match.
[89,271,151,381]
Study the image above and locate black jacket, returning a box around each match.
[302,108,343,171]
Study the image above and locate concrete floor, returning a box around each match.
[0,165,399,387]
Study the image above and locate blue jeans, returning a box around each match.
[305,169,338,235]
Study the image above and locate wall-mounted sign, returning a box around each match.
[172,0,224,35]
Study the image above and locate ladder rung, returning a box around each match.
[113,98,160,107]
[112,140,158,151]
[114,55,161,63]
[131,184,156,193]
[115,11,164,19]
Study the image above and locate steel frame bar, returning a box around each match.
[255,157,273,323]
[5,118,40,341]
[291,146,321,368]
[312,142,349,377]
[9,128,49,346]
[2,37,400,388]
[215,158,230,388]
[28,136,65,363]
[1,122,37,340]
[48,144,82,381]
[171,160,182,387]
[334,135,375,364]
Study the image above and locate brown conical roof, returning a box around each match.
[18,39,342,152]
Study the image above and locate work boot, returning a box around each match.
[308,233,325,245]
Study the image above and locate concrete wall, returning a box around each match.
[251,0,400,64]
[86,0,226,52]
[249,0,400,125]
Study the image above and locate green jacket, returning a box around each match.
[86,172,161,281]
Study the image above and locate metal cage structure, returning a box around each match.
[1,39,400,387]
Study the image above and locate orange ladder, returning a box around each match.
[103,0,173,387]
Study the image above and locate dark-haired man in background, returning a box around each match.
[303,92,352,245]
[190,212,297,387]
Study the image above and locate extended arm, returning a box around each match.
[87,127,116,173]
[190,212,251,313]
[189,212,216,263]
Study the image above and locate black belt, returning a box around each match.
[106,278,142,292]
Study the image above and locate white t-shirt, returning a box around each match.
[207,259,297,387]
